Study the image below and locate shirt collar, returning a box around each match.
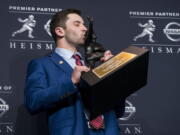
[55,47,82,60]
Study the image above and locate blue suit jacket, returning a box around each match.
[24,52,125,135]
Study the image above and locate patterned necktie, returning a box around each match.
[72,54,83,66]
[72,53,105,129]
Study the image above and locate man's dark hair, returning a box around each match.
[50,8,82,42]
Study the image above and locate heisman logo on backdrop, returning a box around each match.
[9,6,63,50]
[12,15,36,38]
[10,15,54,50]
[0,98,9,118]
[133,19,156,43]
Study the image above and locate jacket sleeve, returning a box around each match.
[24,59,77,114]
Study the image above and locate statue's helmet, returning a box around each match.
[29,15,34,20]
[148,19,153,24]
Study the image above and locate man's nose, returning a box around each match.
[82,25,87,32]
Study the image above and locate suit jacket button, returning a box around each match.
[59,61,64,64]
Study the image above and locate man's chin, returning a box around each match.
[77,40,85,45]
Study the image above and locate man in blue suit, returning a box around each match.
[24,9,125,135]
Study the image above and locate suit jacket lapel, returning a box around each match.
[49,52,73,76]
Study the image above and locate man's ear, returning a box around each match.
[55,27,65,38]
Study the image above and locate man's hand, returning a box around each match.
[71,66,90,84]
[100,50,114,62]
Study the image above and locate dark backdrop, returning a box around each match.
[0,0,179,135]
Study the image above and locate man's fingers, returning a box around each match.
[80,66,90,72]
[100,50,114,62]
[75,66,90,72]
[104,50,112,56]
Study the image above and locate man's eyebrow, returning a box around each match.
[73,20,84,24]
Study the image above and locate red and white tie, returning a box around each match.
[72,53,105,129]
